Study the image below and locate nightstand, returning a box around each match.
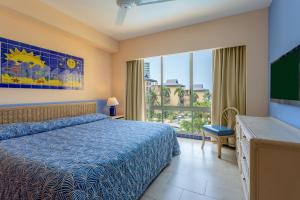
[110,115,125,120]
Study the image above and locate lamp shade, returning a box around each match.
[107,97,119,106]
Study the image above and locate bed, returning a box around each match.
[0,102,180,200]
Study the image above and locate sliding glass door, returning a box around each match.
[144,49,212,135]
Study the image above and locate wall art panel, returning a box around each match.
[0,37,84,90]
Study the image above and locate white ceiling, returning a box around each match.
[40,0,271,41]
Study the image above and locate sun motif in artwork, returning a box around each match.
[67,58,76,69]
[5,48,46,68]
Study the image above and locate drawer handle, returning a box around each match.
[243,156,246,160]
[242,135,246,139]
[243,177,246,181]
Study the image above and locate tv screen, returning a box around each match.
[271,47,300,101]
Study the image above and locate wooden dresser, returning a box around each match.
[236,115,300,200]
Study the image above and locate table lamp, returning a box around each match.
[107,97,119,116]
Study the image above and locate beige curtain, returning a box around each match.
[125,59,145,121]
[212,45,246,132]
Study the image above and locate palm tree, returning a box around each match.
[148,89,158,106]
[191,91,199,103]
[161,87,171,97]
[174,87,185,106]
[162,87,171,104]
[147,89,159,120]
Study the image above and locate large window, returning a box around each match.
[144,49,212,135]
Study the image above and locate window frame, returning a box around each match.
[145,52,211,133]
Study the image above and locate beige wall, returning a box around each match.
[0,1,119,53]
[112,9,269,116]
[0,6,112,104]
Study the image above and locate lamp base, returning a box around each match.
[109,106,116,116]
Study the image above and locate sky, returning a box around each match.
[144,49,212,91]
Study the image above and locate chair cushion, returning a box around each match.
[202,125,234,136]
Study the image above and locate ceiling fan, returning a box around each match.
[116,0,175,25]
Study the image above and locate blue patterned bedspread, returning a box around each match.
[0,114,180,200]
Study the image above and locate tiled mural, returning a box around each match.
[0,37,84,90]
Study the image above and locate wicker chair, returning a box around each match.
[201,107,239,158]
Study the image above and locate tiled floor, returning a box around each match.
[140,138,244,200]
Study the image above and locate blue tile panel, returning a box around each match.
[0,36,84,90]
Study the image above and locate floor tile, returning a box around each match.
[205,183,244,200]
[167,171,207,194]
[180,190,216,200]
[140,195,156,200]
[143,182,183,200]
[140,138,243,200]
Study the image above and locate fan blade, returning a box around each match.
[116,7,128,25]
[136,0,175,6]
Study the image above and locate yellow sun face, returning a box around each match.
[67,59,76,69]
[5,48,45,68]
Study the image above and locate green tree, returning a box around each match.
[193,112,211,132]
[148,89,158,106]
[191,91,199,103]
[193,116,209,132]
[194,101,211,107]
[161,87,171,97]
[193,91,212,107]
[179,112,211,134]
[154,111,162,122]
[146,88,159,120]
[163,110,171,119]
[162,87,171,104]
[180,120,193,132]
[174,87,185,106]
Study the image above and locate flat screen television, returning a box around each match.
[271,46,300,105]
